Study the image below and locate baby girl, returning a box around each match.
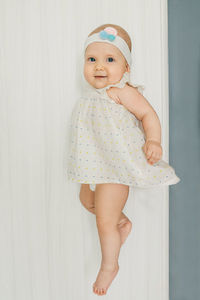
[67,23,180,295]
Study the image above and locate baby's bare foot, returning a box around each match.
[92,264,119,295]
[118,217,132,245]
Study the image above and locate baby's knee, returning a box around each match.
[96,215,119,233]
[79,184,94,209]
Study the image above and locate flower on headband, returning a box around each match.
[99,27,118,42]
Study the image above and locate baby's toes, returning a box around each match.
[97,288,102,295]
[98,288,102,295]
[93,284,97,294]
[93,285,101,295]
[100,288,106,295]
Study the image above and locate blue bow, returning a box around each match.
[99,30,116,42]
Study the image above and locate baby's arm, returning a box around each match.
[107,84,163,164]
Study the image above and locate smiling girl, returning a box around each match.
[67,23,180,296]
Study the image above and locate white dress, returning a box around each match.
[67,71,180,191]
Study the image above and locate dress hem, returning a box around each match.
[67,174,181,190]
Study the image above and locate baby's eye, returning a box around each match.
[107,57,114,62]
[88,57,95,62]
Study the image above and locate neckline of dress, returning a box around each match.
[83,71,130,97]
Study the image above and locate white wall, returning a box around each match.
[0,0,169,299]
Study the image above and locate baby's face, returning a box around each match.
[84,42,130,89]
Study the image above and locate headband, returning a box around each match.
[83,26,132,67]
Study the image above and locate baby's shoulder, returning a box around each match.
[119,82,146,99]
[118,82,141,97]
[125,82,141,92]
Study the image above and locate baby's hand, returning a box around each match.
[106,87,122,104]
[142,140,163,165]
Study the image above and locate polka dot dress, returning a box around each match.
[67,72,180,191]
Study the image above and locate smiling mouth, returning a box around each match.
[95,76,107,79]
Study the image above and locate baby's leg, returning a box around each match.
[79,184,128,220]
[79,184,96,214]
[79,184,132,245]
[93,183,129,295]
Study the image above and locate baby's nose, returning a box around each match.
[95,63,105,70]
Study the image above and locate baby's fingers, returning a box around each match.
[153,149,162,160]
[146,148,153,160]
[113,96,121,104]
[148,152,161,165]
